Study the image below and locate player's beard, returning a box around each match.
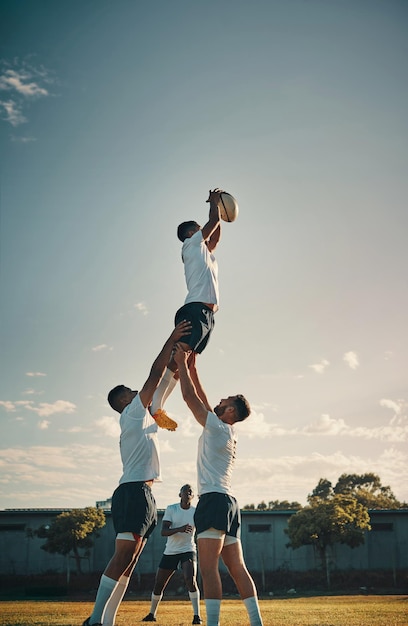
[214,405,225,417]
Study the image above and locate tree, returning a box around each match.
[242,500,302,511]
[36,507,106,576]
[267,500,302,511]
[286,494,371,588]
[333,473,407,509]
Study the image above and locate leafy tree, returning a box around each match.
[243,500,302,510]
[286,494,370,588]
[36,507,106,575]
[308,478,333,502]
[267,500,302,511]
[333,473,407,509]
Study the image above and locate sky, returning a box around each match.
[1,0,407,512]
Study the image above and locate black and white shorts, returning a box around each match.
[194,492,241,539]
[111,481,157,539]
[158,551,196,571]
[175,302,215,354]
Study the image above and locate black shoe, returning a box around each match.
[142,615,157,622]
[192,617,203,625]
[82,619,102,626]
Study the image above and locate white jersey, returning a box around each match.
[118,393,161,484]
[162,503,197,555]
[182,230,219,306]
[197,411,236,496]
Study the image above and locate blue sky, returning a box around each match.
[1,0,407,511]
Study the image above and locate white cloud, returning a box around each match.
[92,344,112,352]
[94,416,121,438]
[11,135,36,143]
[0,69,49,97]
[343,351,359,370]
[38,420,50,430]
[134,301,148,316]
[0,61,54,128]
[309,359,330,374]
[380,398,402,415]
[0,99,26,126]
[25,400,77,417]
[0,400,17,412]
[26,372,46,377]
[59,426,90,434]
[303,414,347,435]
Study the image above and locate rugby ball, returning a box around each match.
[218,192,239,222]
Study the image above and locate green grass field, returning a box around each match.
[0,596,407,626]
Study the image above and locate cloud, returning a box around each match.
[236,409,408,443]
[0,99,26,126]
[38,420,50,430]
[231,448,408,507]
[303,414,347,435]
[25,400,77,417]
[92,344,112,352]
[26,372,46,377]
[0,400,17,412]
[11,135,36,143]
[22,388,43,396]
[0,61,54,128]
[380,398,402,415]
[343,351,359,370]
[309,359,330,374]
[94,416,121,438]
[134,302,148,316]
[0,69,49,97]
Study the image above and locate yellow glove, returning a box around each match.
[153,409,178,431]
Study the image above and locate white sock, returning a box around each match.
[90,574,118,624]
[243,596,263,626]
[189,589,201,615]
[151,368,177,414]
[205,599,221,626]
[102,575,129,626]
[149,592,163,617]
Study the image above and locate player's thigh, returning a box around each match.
[197,537,224,571]
[181,557,197,582]
[154,567,175,591]
[220,539,245,572]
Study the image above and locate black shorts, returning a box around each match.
[111,481,157,539]
[175,302,215,354]
[194,492,241,539]
[158,551,196,571]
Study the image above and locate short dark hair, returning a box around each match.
[233,394,251,422]
[177,221,199,242]
[107,385,127,412]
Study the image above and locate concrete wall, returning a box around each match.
[0,508,407,576]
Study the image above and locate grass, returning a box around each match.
[0,596,407,626]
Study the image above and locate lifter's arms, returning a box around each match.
[187,351,212,412]
[201,188,222,252]
[138,320,191,409]
[173,344,209,427]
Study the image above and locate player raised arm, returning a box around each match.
[201,188,222,251]
[173,343,209,426]
[139,320,191,409]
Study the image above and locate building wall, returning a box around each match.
[0,509,407,576]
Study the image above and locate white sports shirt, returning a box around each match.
[182,230,219,306]
[118,393,161,484]
[162,503,197,555]
[197,411,236,496]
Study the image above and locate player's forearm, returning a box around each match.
[149,337,175,382]
[178,361,197,404]
[189,362,212,411]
